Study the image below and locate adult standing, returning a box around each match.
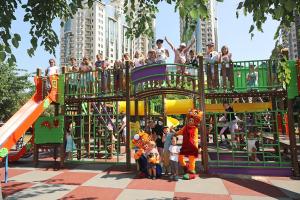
[218,45,232,88]
[79,56,93,95]
[205,42,219,89]
[152,119,164,162]
[165,36,196,85]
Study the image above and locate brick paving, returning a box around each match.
[1,162,300,200]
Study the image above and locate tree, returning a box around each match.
[1,0,300,64]
[0,62,33,121]
[0,0,94,65]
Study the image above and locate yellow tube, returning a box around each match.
[118,100,272,115]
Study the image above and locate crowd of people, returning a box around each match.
[45,38,261,94]
[138,120,181,180]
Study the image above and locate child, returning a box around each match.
[169,136,181,181]
[95,53,108,92]
[68,57,79,95]
[162,126,174,175]
[155,39,169,64]
[66,122,76,160]
[145,49,157,65]
[218,45,232,87]
[145,141,160,180]
[45,58,59,92]
[79,56,94,95]
[247,131,259,161]
[247,65,258,89]
[219,98,239,147]
[133,51,145,68]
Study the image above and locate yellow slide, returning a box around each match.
[118,99,272,115]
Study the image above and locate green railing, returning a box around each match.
[65,102,124,163]
[64,59,287,98]
[205,59,283,93]
[64,68,126,98]
[206,110,290,168]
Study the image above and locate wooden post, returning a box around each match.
[287,99,300,177]
[162,94,167,125]
[144,99,148,129]
[222,63,226,89]
[125,61,131,169]
[198,56,208,173]
[87,103,91,157]
[37,68,42,76]
[214,63,219,89]
[135,99,139,121]
[207,64,212,90]
[229,62,234,90]
[34,144,39,167]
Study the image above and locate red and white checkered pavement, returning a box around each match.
[1,162,300,200]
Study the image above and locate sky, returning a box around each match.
[11,0,279,74]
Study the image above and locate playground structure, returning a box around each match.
[0,57,299,177]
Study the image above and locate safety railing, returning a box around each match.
[206,110,291,168]
[64,68,126,98]
[131,63,200,95]
[204,59,283,93]
[63,59,286,98]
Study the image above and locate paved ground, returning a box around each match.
[1,161,300,200]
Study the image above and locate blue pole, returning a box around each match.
[5,155,8,183]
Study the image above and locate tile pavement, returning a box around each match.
[1,163,300,200]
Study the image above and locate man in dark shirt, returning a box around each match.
[152,120,164,161]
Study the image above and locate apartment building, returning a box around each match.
[179,0,218,53]
[60,0,154,66]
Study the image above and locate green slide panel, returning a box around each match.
[287,60,299,99]
[34,116,64,144]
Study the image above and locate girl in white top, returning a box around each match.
[133,51,145,68]
[45,59,59,76]
[218,45,232,86]
[155,39,169,64]
[169,136,181,181]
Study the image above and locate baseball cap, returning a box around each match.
[180,42,186,47]
[206,42,215,46]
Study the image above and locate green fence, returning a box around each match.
[64,102,125,163]
[206,110,290,168]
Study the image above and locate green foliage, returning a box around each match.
[277,56,291,86]
[125,0,300,41]
[124,0,223,41]
[0,62,34,121]
[269,43,283,59]
[236,0,300,38]
[1,0,300,64]
[0,0,91,65]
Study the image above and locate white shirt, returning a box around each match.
[46,66,59,76]
[169,145,181,162]
[247,139,257,154]
[156,47,168,62]
[133,58,144,67]
[205,51,219,64]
